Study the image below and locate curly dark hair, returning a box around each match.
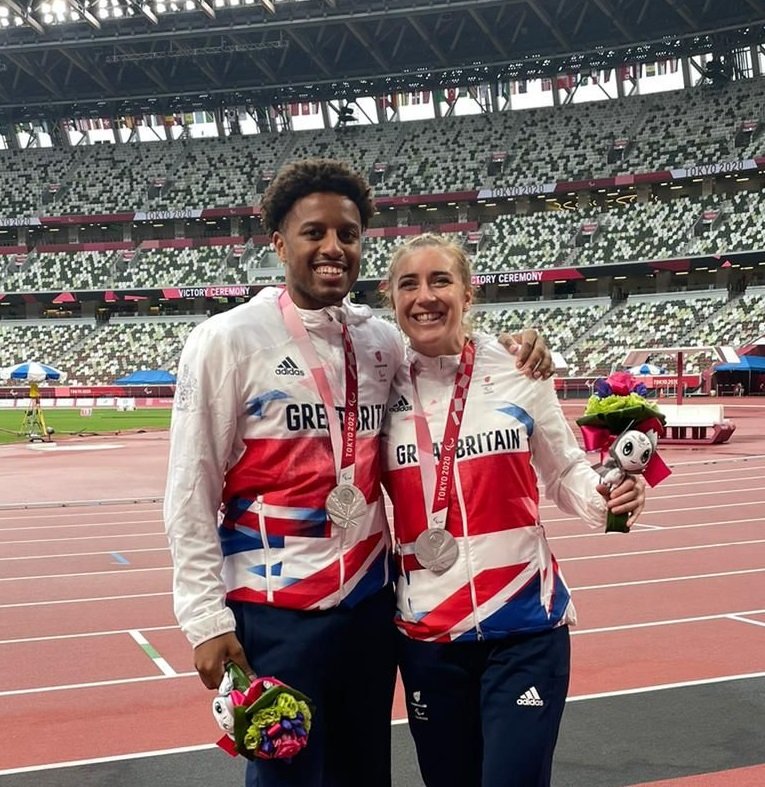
[259,158,375,235]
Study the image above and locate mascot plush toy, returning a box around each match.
[577,371,672,533]
[594,427,658,487]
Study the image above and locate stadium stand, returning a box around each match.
[64,317,202,383]
[1,78,764,217]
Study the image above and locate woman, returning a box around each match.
[381,234,645,787]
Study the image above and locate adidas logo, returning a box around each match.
[390,395,412,412]
[516,686,544,707]
[274,356,305,376]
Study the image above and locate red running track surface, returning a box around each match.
[1,399,764,776]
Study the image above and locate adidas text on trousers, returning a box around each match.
[398,625,570,787]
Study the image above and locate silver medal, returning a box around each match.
[414,529,459,573]
[325,483,366,528]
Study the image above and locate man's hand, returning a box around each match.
[498,329,554,379]
[597,475,646,530]
[194,632,255,690]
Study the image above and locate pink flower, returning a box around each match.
[273,736,304,758]
[606,372,637,396]
[228,689,248,707]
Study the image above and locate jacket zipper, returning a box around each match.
[455,465,483,640]
[256,496,273,603]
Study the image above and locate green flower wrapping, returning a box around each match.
[243,692,313,752]
[577,374,668,533]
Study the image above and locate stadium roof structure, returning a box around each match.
[0,0,763,121]
[624,346,741,367]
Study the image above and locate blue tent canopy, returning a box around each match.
[115,369,177,385]
[714,355,765,373]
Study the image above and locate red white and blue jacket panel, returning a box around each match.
[381,335,607,643]
[165,287,403,647]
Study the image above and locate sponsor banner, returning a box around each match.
[477,183,556,199]
[0,217,41,227]
[669,159,758,180]
[134,209,203,222]
[471,268,584,286]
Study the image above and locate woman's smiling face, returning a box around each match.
[390,245,472,356]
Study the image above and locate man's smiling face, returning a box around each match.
[273,191,362,309]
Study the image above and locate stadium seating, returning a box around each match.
[0,320,98,377]
[1,78,764,216]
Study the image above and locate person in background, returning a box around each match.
[381,233,646,787]
[164,160,554,787]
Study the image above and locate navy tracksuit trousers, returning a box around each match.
[398,625,571,787]
[229,586,397,787]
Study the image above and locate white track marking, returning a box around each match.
[2,674,765,776]
[1,532,163,545]
[0,518,163,532]
[0,566,170,582]
[571,566,765,591]
[2,609,764,646]
[127,630,176,677]
[561,538,765,562]
[0,591,171,609]
[727,614,765,628]
[0,547,169,561]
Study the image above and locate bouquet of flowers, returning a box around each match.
[577,371,671,533]
[212,663,313,760]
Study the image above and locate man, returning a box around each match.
[164,158,552,787]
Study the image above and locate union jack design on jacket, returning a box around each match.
[165,288,403,647]
[381,335,607,644]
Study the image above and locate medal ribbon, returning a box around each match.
[279,289,359,487]
[409,340,476,532]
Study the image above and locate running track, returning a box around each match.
[1,399,764,785]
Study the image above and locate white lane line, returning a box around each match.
[560,538,765,562]
[128,630,176,677]
[0,624,179,645]
[0,547,169,561]
[0,497,163,512]
[727,614,765,628]
[0,518,163,533]
[548,517,764,536]
[0,744,217,776]
[0,591,171,609]
[0,532,164,545]
[571,608,765,635]
[569,671,765,702]
[543,501,765,523]
[0,671,196,698]
[0,506,161,522]
[2,672,765,775]
[4,609,765,646]
[8,564,759,605]
[13,538,758,565]
[0,566,170,582]
[571,566,765,591]
[643,489,765,502]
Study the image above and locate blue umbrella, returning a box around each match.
[2,361,66,383]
